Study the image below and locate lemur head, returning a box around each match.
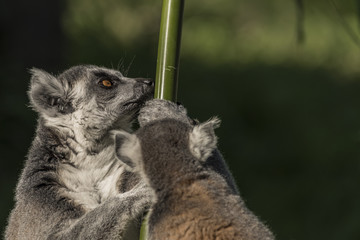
[114,118,220,191]
[29,65,154,147]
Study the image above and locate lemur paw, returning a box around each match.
[138,99,194,127]
[129,183,155,215]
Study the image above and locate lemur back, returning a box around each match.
[115,110,274,240]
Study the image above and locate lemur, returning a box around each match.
[114,100,275,240]
[5,65,156,239]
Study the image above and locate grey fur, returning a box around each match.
[5,65,154,240]
[115,100,274,240]
[138,99,196,127]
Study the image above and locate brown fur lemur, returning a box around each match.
[114,99,275,240]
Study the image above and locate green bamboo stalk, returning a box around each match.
[139,0,185,239]
[139,213,149,240]
[154,0,185,101]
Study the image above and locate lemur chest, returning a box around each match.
[58,146,125,211]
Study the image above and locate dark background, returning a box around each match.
[1,0,360,239]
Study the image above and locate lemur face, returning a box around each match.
[67,66,153,115]
[29,65,154,142]
[66,66,154,128]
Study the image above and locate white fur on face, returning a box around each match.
[43,97,133,152]
[70,79,87,105]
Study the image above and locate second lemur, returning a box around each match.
[115,100,274,240]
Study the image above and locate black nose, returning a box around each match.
[135,78,154,87]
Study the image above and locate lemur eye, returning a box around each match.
[100,80,113,88]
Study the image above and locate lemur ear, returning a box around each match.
[114,130,142,171]
[28,68,73,117]
[189,117,220,162]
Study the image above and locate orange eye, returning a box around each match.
[101,80,112,87]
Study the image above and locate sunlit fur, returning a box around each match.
[5,65,154,240]
[189,117,220,161]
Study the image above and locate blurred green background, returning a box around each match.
[1,0,360,239]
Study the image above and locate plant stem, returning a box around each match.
[154,0,185,102]
[140,1,185,239]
